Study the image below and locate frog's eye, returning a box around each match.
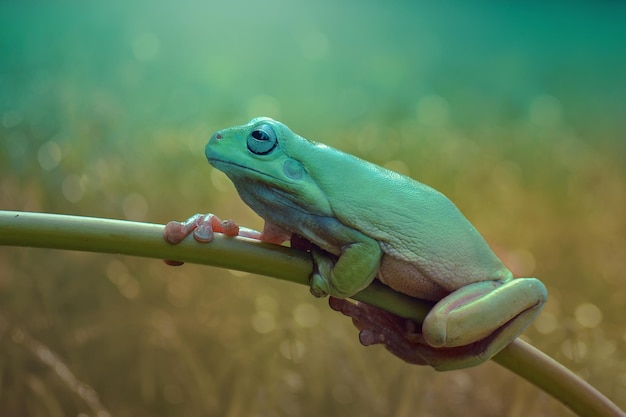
[247,124,278,155]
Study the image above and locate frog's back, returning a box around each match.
[296,142,511,291]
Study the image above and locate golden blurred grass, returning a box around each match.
[1,1,625,415]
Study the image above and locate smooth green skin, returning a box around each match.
[206,117,547,366]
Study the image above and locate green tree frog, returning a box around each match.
[164,117,547,370]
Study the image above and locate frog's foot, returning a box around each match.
[259,222,292,245]
[329,297,428,365]
[309,247,344,298]
[163,213,250,266]
[328,297,531,371]
[164,213,242,245]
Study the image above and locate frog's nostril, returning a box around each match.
[215,133,222,140]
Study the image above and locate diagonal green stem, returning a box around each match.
[0,210,623,417]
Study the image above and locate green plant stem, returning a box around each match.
[0,210,623,417]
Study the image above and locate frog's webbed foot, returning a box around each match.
[163,214,290,266]
[164,213,242,245]
[329,297,509,371]
[329,297,429,365]
[163,213,260,266]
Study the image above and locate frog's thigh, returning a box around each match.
[423,278,547,348]
[378,256,449,301]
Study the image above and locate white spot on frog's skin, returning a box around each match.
[283,158,304,180]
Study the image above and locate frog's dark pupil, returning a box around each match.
[252,130,268,141]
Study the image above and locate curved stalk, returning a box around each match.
[0,210,623,417]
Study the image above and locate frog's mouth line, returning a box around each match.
[207,158,284,183]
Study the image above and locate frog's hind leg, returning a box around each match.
[422,278,547,349]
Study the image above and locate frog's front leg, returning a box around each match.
[164,213,244,245]
[164,213,291,244]
[163,214,290,265]
[308,223,382,298]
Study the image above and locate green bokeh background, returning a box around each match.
[1,1,625,416]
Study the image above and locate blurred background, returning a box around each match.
[1,1,625,416]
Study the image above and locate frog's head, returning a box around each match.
[206,117,332,216]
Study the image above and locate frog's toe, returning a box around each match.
[192,221,216,242]
[329,297,429,365]
[163,213,206,244]
[163,220,188,244]
[309,273,329,298]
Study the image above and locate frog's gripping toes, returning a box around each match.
[330,278,547,371]
[165,117,548,370]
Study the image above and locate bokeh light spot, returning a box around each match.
[416,95,450,127]
[279,338,306,361]
[122,192,148,220]
[37,141,62,171]
[62,174,85,203]
[574,302,603,328]
[2,110,22,128]
[534,311,558,335]
[251,311,276,334]
[282,370,304,392]
[292,303,320,328]
[106,260,140,300]
[256,294,279,315]
[560,338,588,361]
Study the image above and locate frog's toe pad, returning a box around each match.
[358,329,385,345]
[163,221,188,244]
[192,222,216,242]
[310,273,330,298]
